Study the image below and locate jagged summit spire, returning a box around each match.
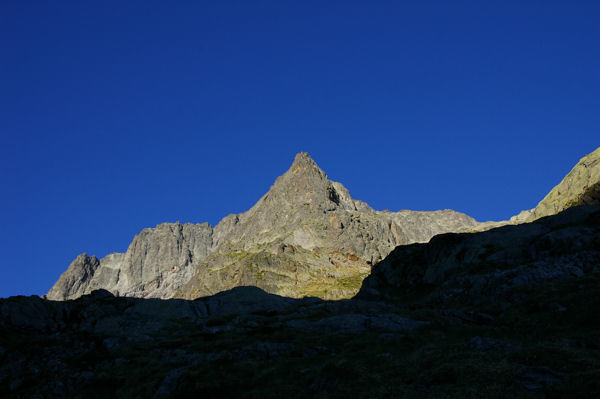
[291,151,318,167]
[287,152,327,179]
[293,151,315,163]
[259,151,332,207]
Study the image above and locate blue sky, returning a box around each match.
[1,1,598,297]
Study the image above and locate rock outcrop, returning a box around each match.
[3,205,600,397]
[178,153,480,300]
[511,147,600,223]
[7,150,600,398]
[47,223,214,300]
[47,148,600,301]
[47,152,480,301]
[46,254,100,300]
[360,205,600,304]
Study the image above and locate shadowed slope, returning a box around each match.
[359,205,600,305]
[3,206,600,397]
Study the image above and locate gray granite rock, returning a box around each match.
[47,254,100,300]
[47,222,214,300]
[178,153,479,300]
[50,149,600,302]
[513,146,600,223]
[47,152,484,301]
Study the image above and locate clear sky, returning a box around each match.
[1,1,598,298]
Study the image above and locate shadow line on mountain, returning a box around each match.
[3,205,600,337]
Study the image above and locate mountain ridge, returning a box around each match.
[6,147,600,398]
[47,152,479,300]
[510,146,600,223]
[4,204,600,397]
[47,147,600,301]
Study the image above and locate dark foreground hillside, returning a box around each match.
[2,206,600,398]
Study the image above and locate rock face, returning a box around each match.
[9,149,600,398]
[48,148,600,301]
[511,147,600,223]
[4,205,600,397]
[47,223,214,300]
[179,153,480,300]
[360,205,600,304]
[46,254,100,300]
[48,152,479,301]
[383,209,480,243]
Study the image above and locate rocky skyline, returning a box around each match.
[47,147,600,302]
[3,154,600,396]
[3,3,599,396]
[47,153,480,301]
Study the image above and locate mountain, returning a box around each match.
[5,147,600,397]
[47,148,600,301]
[3,205,600,397]
[360,205,600,302]
[47,223,214,300]
[177,153,479,300]
[47,152,480,301]
[510,146,600,223]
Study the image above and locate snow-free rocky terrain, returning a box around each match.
[48,152,482,301]
[2,147,600,398]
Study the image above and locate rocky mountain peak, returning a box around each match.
[263,152,335,208]
[51,148,600,303]
[282,152,328,183]
[47,150,490,302]
[290,152,322,173]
